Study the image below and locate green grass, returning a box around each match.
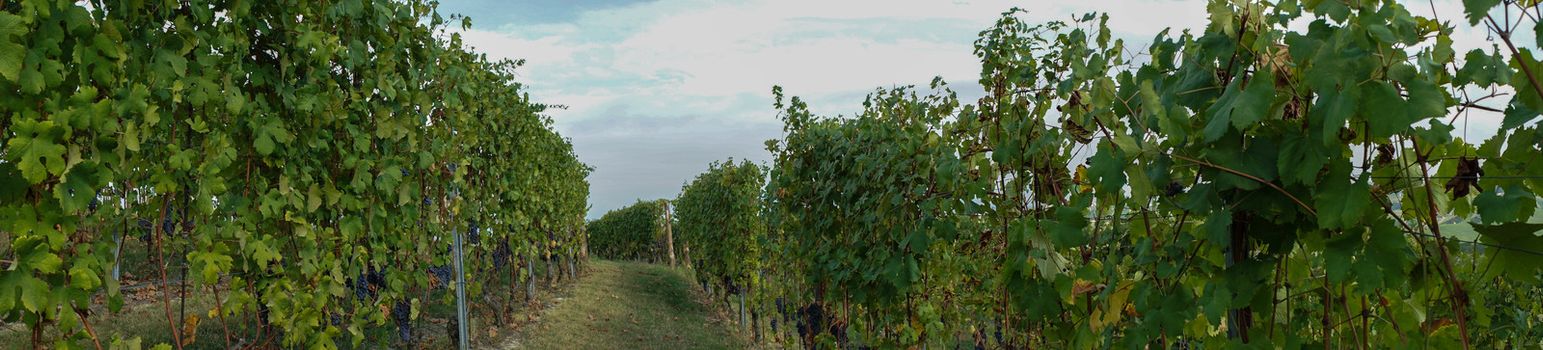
[0,259,747,349]
[504,260,748,349]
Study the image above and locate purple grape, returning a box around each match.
[428,266,453,289]
[392,300,412,342]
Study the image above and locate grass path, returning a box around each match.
[500,260,747,349]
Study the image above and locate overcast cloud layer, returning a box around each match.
[438,0,1518,219]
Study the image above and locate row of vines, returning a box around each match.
[0,0,590,349]
[682,0,1543,348]
[585,200,666,261]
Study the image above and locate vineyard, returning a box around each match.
[5,0,1543,349]
[669,0,1543,349]
[0,0,590,349]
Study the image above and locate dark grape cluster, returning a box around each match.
[136,219,153,242]
[351,267,385,300]
[492,242,512,267]
[392,300,412,342]
[467,221,480,244]
[721,277,741,295]
[796,303,826,346]
[776,297,788,321]
[427,266,453,289]
[162,219,176,237]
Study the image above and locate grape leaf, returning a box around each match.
[1511,51,1543,114]
[18,276,47,312]
[1315,164,1370,229]
[1474,185,1537,224]
[1358,219,1413,291]
[1325,230,1359,283]
[1278,133,1326,186]
[0,13,25,82]
[1403,78,1446,120]
[1230,69,1278,130]
[1456,49,1509,87]
[1313,89,1357,147]
[1202,70,1276,142]
[1501,101,1540,130]
[1087,145,1126,194]
[1361,81,1412,139]
[1473,222,1543,282]
[54,162,103,214]
[1049,197,1090,248]
[8,121,68,184]
[1462,0,1500,25]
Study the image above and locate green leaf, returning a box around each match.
[1474,185,1538,224]
[254,133,274,155]
[1313,89,1357,146]
[252,119,291,156]
[122,122,141,152]
[69,266,101,290]
[0,272,16,312]
[28,252,62,274]
[108,336,143,350]
[1231,69,1278,130]
[1462,0,1500,25]
[1456,49,1509,87]
[1325,231,1358,283]
[18,59,43,94]
[0,13,25,82]
[54,162,103,213]
[1203,78,1244,142]
[1512,51,1543,114]
[1501,102,1540,130]
[1048,197,1090,248]
[1087,145,1126,194]
[191,252,232,284]
[9,121,68,184]
[1361,81,1412,139]
[1403,78,1446,121]
[157,51,187,77]
[19,276,48,312]
[1473,221,1543,282]
[1204,209,1233,245]
[1358,219,1412,291]
[1314,163,1370,229]
[1278,133,1326,186]
[0,162,27,202]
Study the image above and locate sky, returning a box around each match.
[435,0,1519,219]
